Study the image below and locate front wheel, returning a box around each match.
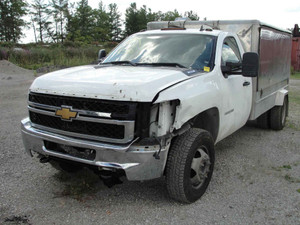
[166,128,215,203]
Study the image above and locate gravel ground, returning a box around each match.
[0,60,299,225]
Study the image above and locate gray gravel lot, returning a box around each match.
[0,60,299,225]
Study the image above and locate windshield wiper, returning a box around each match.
[136,62,187,68]
[102,61,137,66]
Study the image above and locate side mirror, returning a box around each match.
[98,49,106,62]
[242,52,259,77]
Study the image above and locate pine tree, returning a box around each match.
[107,3,122,42]
[50,0,69,43]
[124,3,139,36]
[0,0,27,42]
[31,0,51,43]
[124,3,155,36]
[66,0,94,43]
[162,10,181,21]
[92,1,110,42]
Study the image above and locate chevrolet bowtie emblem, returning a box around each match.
[55,107,78,121]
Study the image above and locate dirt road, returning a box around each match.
[0,60,299,225]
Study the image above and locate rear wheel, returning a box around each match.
[270,96,288,130]
[257,111,270,129]
[166,128,215,203]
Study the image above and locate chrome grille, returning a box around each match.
[30,111,125,139]
[28,92,135,143]
[29,92,137,120]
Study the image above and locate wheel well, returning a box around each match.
[191,107,219,142]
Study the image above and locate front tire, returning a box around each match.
[166,128,215,203]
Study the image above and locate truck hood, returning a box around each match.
[30,65,191,102]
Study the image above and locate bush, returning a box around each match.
[5,43,102,70]
[0,42,15,48]
[62,40,77,48]
[0,48,9,60]
[104,41,119,49]
[291,66,295,75]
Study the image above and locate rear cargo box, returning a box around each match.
[147,20,292,119]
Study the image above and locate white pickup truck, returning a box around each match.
[21,20,291,203]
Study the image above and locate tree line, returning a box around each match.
[0,0,200,44]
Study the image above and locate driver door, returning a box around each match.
[220,37,252,137]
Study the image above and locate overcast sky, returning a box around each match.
[22,0,300,43]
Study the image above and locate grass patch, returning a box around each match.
[291,72,300,80]
[272,164,292,171]
[282,165,292,169]
[286,120,300,131]
[289,92,300,106]
[293,162,300,167]
[297,189,300,193]
[287,85,300,130]
[284,174,300,183]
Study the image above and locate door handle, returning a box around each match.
[243,81,250,86]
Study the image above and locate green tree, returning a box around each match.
[108,3,122,42]
[31,0,51,43]
[184,10,199,20]
[0,0,27,42]
[146,8,157,22]
[161,9,181,21]
[149,11,164,21]
[50,0,69,43]
[137,5,147,30]
[92,1,110,42]
[124,3,139,36]
[66,0,94,44]
[64,1,75,41]
[124,3,157,36]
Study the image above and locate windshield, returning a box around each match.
[103,33,216,71]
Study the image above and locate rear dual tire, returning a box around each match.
[257,110,270,129]
[257,95,288,130]
[270,96,288,130]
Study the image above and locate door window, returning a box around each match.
[221,37,241,66]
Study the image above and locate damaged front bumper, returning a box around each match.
[21,117,169,181]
